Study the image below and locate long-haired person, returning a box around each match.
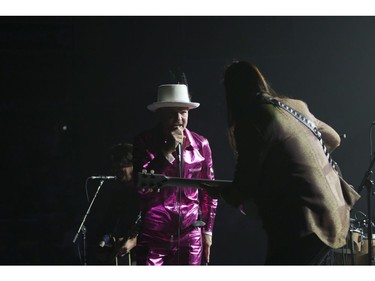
[220,61,359,265]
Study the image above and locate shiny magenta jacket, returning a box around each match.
[133,126,218,235]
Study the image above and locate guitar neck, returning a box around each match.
[137,171,232,189]
[164,176,231,188]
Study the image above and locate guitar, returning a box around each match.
[97,213,141,265]
[137,170,232,190]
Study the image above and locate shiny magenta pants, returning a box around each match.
[136,226,203,265]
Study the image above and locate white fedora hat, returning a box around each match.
[147,84,200,112]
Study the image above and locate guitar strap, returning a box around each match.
[239,97,356,219]
[265,97,361,240]
[266,97,338,173]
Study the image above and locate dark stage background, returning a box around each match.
[1,16,374,265]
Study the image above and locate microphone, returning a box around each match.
[89,176,117,180]
[176,143,182,162]
[176,143,182,156]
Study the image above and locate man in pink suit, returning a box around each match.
[133,84,218,265]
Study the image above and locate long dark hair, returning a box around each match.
[224,61,270,116]
[223,61,278,152]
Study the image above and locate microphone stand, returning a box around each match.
[73,179,105,265]
[356,153,375,265]
[176,143,183,265]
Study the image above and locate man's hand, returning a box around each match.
[163,126,184,155]
[117,236,137,256]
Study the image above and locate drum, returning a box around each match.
[351,228,363,253]
[333,228,363,265]
[354,234,375,265]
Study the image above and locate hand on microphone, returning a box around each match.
[162,126,185,156]
[172,126,185,145]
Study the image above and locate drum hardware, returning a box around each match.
[353,233,375,265]
[334,213,375,265]
[333,226,361,265]
[355,133,375,265]
[350,228,364,254]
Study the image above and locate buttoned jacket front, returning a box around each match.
[133,125,218,236]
